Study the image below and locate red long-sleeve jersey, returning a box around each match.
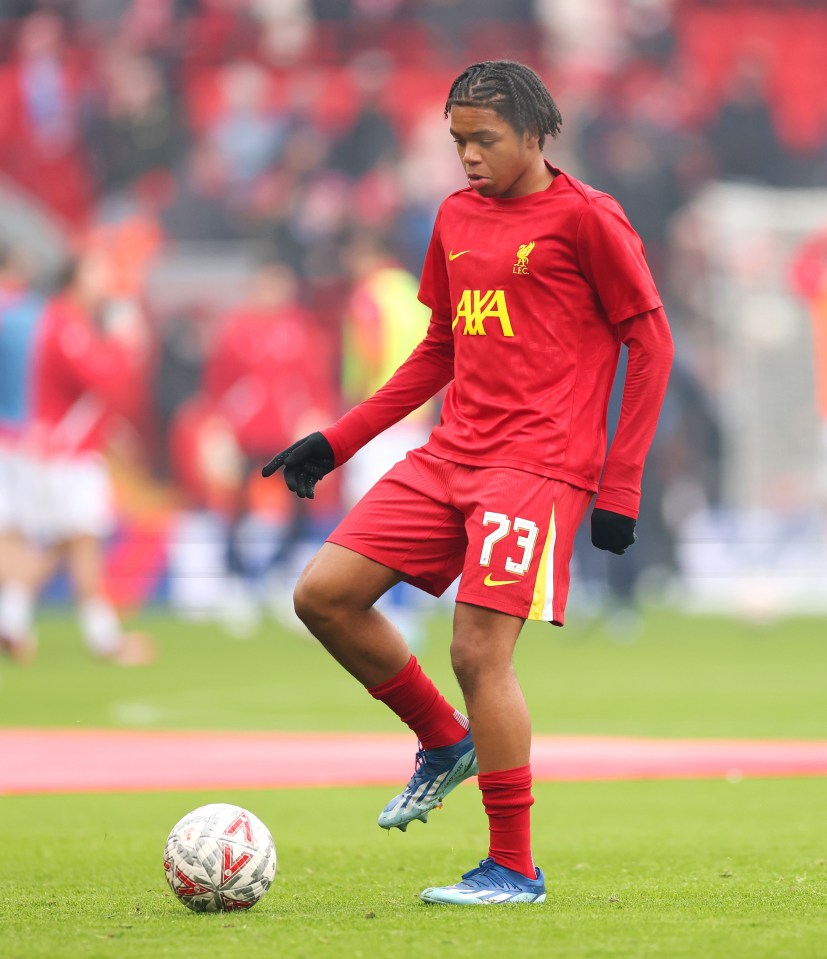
[324,167,674,517]
[204,303,334,459]
[29,295,141,456]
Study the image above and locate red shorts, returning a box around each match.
[328,448,592,625]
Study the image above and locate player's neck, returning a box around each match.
[64,290,96,316]
[500,158,554,199]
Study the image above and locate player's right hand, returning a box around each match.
[261,431,335,499]
[590,508,637,555]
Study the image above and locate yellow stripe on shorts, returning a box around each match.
[528,505,556,621]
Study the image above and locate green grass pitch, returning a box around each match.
[0,609,825,958]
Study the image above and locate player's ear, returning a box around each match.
[524,127,541,151]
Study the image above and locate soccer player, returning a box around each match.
[13,249,155,665]
[263,60,674,905]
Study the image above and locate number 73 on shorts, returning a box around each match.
[328,451,592,625]
[458,475,592,625]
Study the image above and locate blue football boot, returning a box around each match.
[378,731,477,831]
[420,858,547,905]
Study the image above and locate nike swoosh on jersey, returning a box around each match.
[483,573,521,587]
[448,250,471,260]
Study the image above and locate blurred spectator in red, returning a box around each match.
[254,0,314,66]
[10,247,155,664]
[418,0,534,54]
[576,69,695,285]
[160,136,246,241]
[206,60,286,203]
[0,12,94,224]
[83,47,188,198]
[332,51,400,180]
[153,303,216,480]
[246,80,337,278]
[247,169,311,277]
[706,51,789,186]
[199,259,336,629]
[792,230,827,410]
[393,110,466,272]
[791,228,827,502]
[205,260,334,465]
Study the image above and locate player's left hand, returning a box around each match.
[591,508,637,555]
[261,431,335,499]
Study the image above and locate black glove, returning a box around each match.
[591,508,637,555]
[261,432,335,499]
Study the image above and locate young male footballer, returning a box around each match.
[263,60,674,905]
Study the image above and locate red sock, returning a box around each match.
[478,765,536,879]
[367,654,469,750]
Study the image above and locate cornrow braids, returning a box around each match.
[445,60,562,149]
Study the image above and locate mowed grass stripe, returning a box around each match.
[1,779,824,959]
[0,610,826,740]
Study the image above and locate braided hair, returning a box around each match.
[444,61,562,149]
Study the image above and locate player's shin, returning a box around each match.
[368,653,469,749]
[0,580,37,660]
[478,765,537,879]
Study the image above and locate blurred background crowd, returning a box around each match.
[1,0,827,652]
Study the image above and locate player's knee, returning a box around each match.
[450,638,487,693]
[292,563,350,631]
[292,568,333,630]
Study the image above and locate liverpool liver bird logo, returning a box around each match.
[513,241,535,275]
[516,241,535,266]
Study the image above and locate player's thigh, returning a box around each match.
[34,455,116,543]
[456,471,591,625]
[451,601,525,675]
[0,447,39,537]
[327,449,467,598]
[295,541,406,615]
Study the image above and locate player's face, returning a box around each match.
[449,105,544,199]
[76,250,113,306]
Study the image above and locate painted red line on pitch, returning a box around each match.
[1,728,826,795]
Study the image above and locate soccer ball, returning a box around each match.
[163,803,277,912]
